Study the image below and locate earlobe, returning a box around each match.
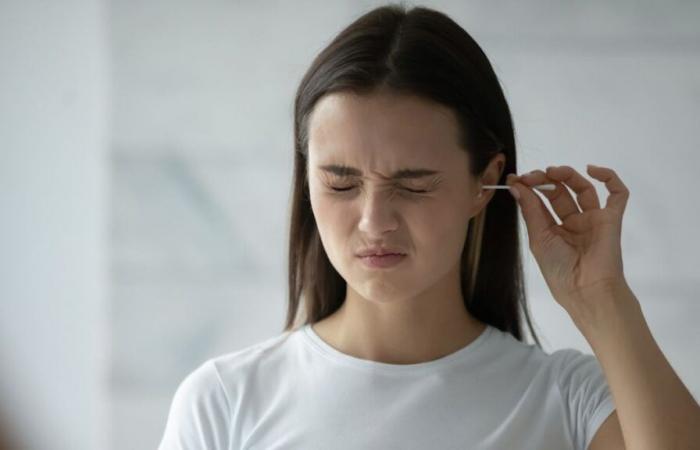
[471,184,485,219]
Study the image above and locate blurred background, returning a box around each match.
[1,0,698,449]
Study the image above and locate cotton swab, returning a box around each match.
[483,184,556,191]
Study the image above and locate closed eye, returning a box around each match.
[330,186,428,194]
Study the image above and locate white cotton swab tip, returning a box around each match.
[483,184,556,191]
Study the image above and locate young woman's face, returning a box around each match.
[306,91,486,304]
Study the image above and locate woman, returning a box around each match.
[158,4,699,449]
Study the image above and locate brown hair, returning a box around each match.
[284,3,541,347]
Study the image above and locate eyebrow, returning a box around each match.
[318,164,441,180]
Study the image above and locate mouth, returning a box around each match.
[357,253,407,269]
[356,248,407,257]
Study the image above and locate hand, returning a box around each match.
[506,165,631,316]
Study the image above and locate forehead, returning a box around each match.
[307,91,464,170]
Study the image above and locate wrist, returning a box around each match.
[564,278,641,337]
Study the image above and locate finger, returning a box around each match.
[520,169,581,222]
[545,165,601,211]
[507,174,556,239]
[586,164,629,215]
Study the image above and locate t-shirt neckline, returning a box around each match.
[300,322,493,374]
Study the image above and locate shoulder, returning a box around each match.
[164,358,233,433]
[169,334,287,414]
[158,331,296,449]
[158,360,232,449]
[172,358,229,408]
[483,325,552,369]
[485,329,606,395]
[208,330,297,384]
[547,348,606,392]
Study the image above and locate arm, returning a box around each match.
[506,165,700,450]
[571,280,700,450]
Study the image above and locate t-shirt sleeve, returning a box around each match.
[552,348,617,450]
[158,359,232,450]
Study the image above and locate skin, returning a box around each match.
[305,89,505,365]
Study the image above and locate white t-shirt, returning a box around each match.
[158,323,616,450]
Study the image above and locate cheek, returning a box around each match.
[310,195,350,258]
[411,201,470,260]
[311,192,343,225]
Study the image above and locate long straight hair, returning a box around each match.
[284,3,541,347]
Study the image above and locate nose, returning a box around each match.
[357,189,400,237]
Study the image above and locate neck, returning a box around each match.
[311,282,486,365]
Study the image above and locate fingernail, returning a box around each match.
[509,186,520,200]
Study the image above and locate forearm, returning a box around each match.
[568,281,700,450]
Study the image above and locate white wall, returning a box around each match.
[0,1,109,449]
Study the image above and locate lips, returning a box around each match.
[358,253,407,269]
[356,248,406,257]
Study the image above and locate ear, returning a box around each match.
[471,153,506,218]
